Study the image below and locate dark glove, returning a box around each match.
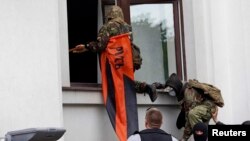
[176,108,186,129]
[152,82,165,89]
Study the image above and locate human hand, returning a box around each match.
[69,44,88,53]
[179,138,186,141]
[211,106,218,123]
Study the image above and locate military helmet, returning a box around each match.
[165,73,183,101]
[106,5,124,21]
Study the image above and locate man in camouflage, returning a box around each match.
[179,82,216,141]
[71,5,157,102]
[156,73,217,141]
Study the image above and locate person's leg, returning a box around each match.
[181,112,192,141]
[188,104,212,128]
[134,80,158,102]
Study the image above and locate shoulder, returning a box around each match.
[98,24,109,34]
[106,21,120,28]
[171,136,179,141]
[216,121,225,125]
[127,134,141,141]
[140,128,169,134]
[106,20,131,30]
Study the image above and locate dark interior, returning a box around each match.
[67,0,98,83]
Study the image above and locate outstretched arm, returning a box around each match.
[69,44,89,53]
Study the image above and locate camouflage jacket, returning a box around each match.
[182,84,204,111]
[181,82,216,140]
[87,6,142,70]
[87,18,132,53]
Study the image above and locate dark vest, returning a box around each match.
[139,128,173,141]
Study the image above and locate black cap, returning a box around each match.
[165,73,183,100]
[242,120,250,125]
[193,122,208,141]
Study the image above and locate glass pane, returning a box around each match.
[130,4,177,84]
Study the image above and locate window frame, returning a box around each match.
[102,0,186,80]
[63,0,186,88]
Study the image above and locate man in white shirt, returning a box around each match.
[128,107,178,141]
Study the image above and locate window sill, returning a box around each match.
[62,83,102,91]
[62,83,180,106]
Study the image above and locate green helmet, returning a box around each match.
[106,6,124,22]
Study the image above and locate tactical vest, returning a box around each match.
[183,83,204,111]
[131,43,142,70]
[188,79,224,107]
[182,80,218,117]
[113,20,143,71]
[139,128,173,141]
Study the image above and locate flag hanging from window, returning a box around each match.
[100,33,139,141]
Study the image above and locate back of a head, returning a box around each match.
[106,5,124,22]
[242,120,250,125]
[145,107,162,128]
[192,122,208,141]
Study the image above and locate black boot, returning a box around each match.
[165,73,183,97]
[145,83,157,102]
[135,81,158,102]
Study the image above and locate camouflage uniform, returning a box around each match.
[181,82,216,141]
[85,6,157,102]
[86,6,132,53]
[152,74,218,141]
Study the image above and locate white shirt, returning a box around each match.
[127,134,179,141]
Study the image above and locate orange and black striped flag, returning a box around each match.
[100,33,139,141]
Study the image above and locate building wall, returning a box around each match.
[61,0,183,140]
[62,90,182,141]
[1,0,250,140]
[183,0,250,124]
[0,0,64,139]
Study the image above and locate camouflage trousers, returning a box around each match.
[134,80,146,93]
[182,100,216,140]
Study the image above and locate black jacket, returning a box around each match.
[139,128,173,141]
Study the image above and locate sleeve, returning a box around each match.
[171,136,179,141]
[87,24,110,53]
[182,120,192,141]
[127,134,141,141]
[216,121,225,125]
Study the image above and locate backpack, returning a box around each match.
[188,79,224,107]
[132,43,142,70]
[111,20,142,70]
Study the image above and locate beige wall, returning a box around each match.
[0,0,64,139]
[1,0,249,140]
[183,0,250,124]
[63,90,182,141]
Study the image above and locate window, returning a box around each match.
[67,0,98,83]
[131,4,176,84]
[66,0,185,85]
